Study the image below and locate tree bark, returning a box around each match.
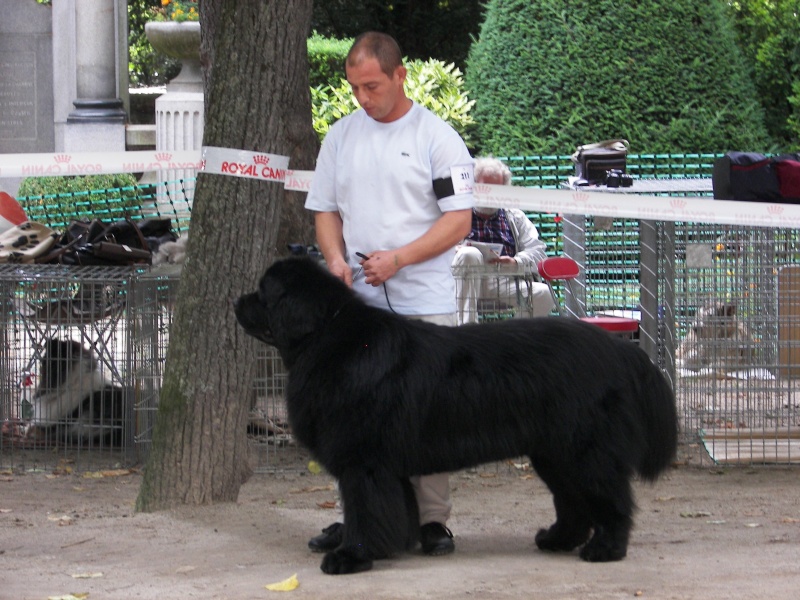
[136,0,317,511]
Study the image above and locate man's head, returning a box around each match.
[474,157,512,186]
[346,32,410,123]
[474,157,512,215]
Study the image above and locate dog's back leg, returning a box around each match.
[531,457,592,552]
[320,466,411,575]
[576,466,635,562]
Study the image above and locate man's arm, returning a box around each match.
[314,211,353,285]
[361,208,472,286]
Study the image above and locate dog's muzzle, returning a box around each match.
[234,294,275,345]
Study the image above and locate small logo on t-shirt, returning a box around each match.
[401,152,410,157]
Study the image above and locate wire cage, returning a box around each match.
[664,224,800,465]
[0,264,141,470]
[128,267,308,474]
[559,205,800,465]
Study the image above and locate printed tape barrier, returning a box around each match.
[2,151,800,228]
[201,146,289,182]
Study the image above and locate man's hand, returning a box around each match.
[327,258,354,287]
[359,251,400,286]
[488,255,516,266]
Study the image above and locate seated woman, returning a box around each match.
[453,157,554,324]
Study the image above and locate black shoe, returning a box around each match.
[420,522,455,556]
[308,522,344,553]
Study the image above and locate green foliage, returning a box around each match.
[307,32,352,89]
[466,0,770,156]
[17,174,143,227]
[728,0,800,150]
[311,0,485,68]
[129,0,180,87]
[311,58,476,146]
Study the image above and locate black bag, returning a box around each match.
[713,152,787,203]
[572,139,629,184]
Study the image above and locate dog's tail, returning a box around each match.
[633,350,679,482]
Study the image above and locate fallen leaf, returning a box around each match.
[48,594,89,600]
[48,515,74,526]
[175,565,197,574]
[781,517,800,523]
[307,461,322,475]
[265,573,299,592]
[82,469,132,479]
[745,523,761,528]
[317,501,337,509]
[71,573,103,579]
[290,485,334,494]
[479,472,497,478]
[680,511,711,518]
[0,508,12,513]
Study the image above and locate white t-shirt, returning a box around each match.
[305,103,474,315]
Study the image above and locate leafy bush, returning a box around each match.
[17,174,144,228]
[129,0,181,87]
[311,58,476,146]
[466,0,770,156]
[307,32,351,89]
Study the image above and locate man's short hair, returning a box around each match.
[347,32,403,78]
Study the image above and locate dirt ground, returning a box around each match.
[2,451,800,600]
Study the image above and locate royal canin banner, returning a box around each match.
[200,147,289,183]
[0,151,203,178]
[3,152,800,227]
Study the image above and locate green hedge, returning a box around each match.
[466,0,770,157]
[17,174,145,228]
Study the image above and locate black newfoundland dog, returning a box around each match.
[235,258,677,575]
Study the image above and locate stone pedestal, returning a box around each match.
[146,21,203,219]
[155,91,202,222]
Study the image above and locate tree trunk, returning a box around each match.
[136,0,317,511]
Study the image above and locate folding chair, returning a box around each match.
[537,256,639,340]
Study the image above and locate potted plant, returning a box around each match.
[145,1,201,90]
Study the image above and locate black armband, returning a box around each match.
[433,177,455,200]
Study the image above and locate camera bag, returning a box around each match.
[571,139,629,184]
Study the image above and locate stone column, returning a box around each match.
[62,0,126,152]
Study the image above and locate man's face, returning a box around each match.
[346,56,407,123]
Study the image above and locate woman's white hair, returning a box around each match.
[474,156,512,185]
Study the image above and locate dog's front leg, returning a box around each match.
[320,466,411,575]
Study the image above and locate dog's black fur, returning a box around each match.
[27,338,126,446]
[235,258,678,575]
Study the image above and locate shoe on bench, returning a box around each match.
[308,521,344,553]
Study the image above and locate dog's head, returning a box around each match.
[235,257,353,362]
[689,303,741,339]
[36,338,96,397]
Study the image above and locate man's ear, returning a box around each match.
[395,65,407,84]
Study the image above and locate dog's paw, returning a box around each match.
[579,537,627,562]
[534,525,590,553]
[320,547,374,575]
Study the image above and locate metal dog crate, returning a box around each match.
[0,264,140,470]
[664,224,800,465]
[561,212,800,465]
[129,267,307,473]
[0,264,307,473]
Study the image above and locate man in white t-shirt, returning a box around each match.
[304,31,474,557]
